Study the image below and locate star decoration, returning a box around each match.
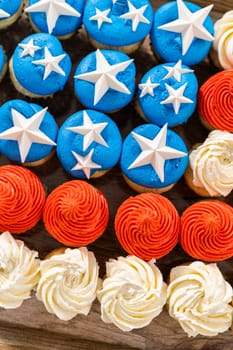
[75,49,133,105]
[161,82,193,114]
[120,1,150,32]
[67,110,109,151]
[0,9,10,19]
[90,7,112,29]
[128,124,187,182]
[32,47,66,80]
[138,77,159,97]
[25,0,81,34]
[71,149,102,179]
[18,38,41,58]
[0,108,56,163]
[158,0,214,55]
[162,60,193,82]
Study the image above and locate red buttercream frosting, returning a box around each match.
[0,165,46,233]
[198,70,233,132]
[43,180,109,246]
[114,193,180,260]
[180,200,233,261]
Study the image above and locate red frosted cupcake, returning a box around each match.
[180,200,233,261]
[0,165,46,233]
[114,193,180,260]
[43,180,109,246]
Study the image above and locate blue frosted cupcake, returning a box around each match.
[74,49,136,113]
[150,0,214,66]
[9,33,72,98]
[25,0,85,39]
[120,123,188,193]
[57,109,122,179]
[0,46,7,82]
[83,0,153,54]
[0,100,58,166]
[0,0,24,29]
[137,60,198,127]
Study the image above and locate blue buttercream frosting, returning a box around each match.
[0,0,22,19]
[57,109,122,178]
[0,46,6,77]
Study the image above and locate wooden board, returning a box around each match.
[0,1,233,349]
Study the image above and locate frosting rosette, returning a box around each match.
[114,193,180,260]
[97,255,167,331]
[0,165,46,233]
[0,232,40,309]
[167,261,233,337]
[198,70,233,132]
[180,200,233,261]
[43,180,109,246]
[36,247,100,320]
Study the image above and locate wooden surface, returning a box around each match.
[0,1,233,349]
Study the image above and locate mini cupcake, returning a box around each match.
[180,200,233,261]
[137,60,198,127]
[198,70,233,132]
[97,255,167,331]
[150,0,214,66]
[184,130,233,197]
[0,0,24,30]
[0,232,40,309]
[83,0,153,54]
[56,109,122,179]
[0,165,46,234]
[9,33,72,98]
[0,100,58,166]
[0,46,7,83]
[73,49,136,113]
[43,180,109,246]
[120,123,188,193]
[167,261,233,337]
[36,247,100,320]
[25,0,85,39]
[114,193,180,260]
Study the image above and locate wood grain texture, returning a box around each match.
[0,1,233,349]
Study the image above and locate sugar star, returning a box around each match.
[90,7,112,29]
[138,77,159,97]
[0,9,10,19]
[120,1,150,32]
[32,47,66,80]
[161,82,193,114]
[18,38,41,58]
[162,60,193,82]
[71,149,102,178]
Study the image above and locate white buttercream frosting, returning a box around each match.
[189,130,233,196]
[167,261,233,337]
[97,255,167,331]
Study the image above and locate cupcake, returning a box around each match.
[198,70,233,132]
[83,0,153,54]
[180,200,233,261]
[9,33,72,98]
[0,46,7,83]
[25,0,85,39]
[167,261,233,337]
[0,99,58,166]
[114,193,180,260]
[0,232,40,309]
[0,0,24,30]
[97,255,167,331]
[43,180,109,246]
[150,0,214,66]
[120,123,188,193]
[137,60,198,127]
[0,165,46,234]
[56,109,122,179]
[73,49,136,113]
[184,130,233,197]
[36,247,100,320]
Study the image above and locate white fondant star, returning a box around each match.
[120,1,150,32]
[90,7,112,29]
[138,77,159,97]
[32,47,66,80]
[18,38,41,58]
[158,0,214,55]
[0,9,10,19]
[0,107,56,163]
[128,124,187,182]
[71,149,102,179]
[67,110,109,151]
[75,49,133,105]
[162,60,193,82]
[25,0,81,34]
[161,82,193,114]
